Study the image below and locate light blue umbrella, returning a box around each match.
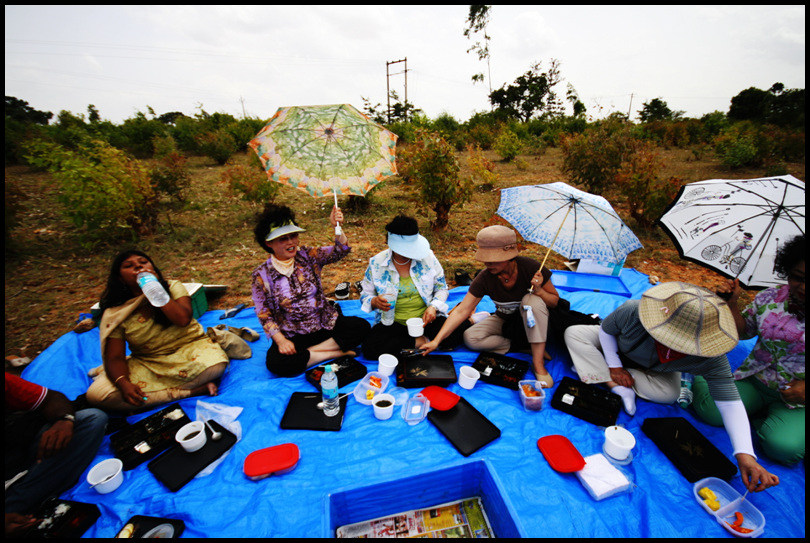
[497,183,643,267]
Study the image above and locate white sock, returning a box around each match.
[611,385,636,416]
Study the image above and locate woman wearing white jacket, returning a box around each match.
[360,215,469,360]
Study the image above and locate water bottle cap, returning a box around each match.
[324,364,334,373]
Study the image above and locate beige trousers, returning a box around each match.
[564,324,681,404]
[463,293,549,354]
[86,362,228,411]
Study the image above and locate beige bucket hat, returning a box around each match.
[639,282,738,358]
[474,225,520,262]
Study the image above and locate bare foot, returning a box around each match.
[206,382,218,396]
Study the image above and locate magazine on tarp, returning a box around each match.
[335,497,494,538]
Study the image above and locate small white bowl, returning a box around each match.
[175,421,207,453]
[87,458,124,494]
[604,425,636,462]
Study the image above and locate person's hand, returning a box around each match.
[36,419,74,462]
[780,379,805,404]
[715,278,742,303]
[422,306,437,325]
[5,512,38,536]
[609,367,635,388]
[529,268,546,293]
[736,453,780,492]
[371,295,392,312]
[276,337,297,356]
[329,206,344,227]
[118,379,147,408]
[421,339,439,356]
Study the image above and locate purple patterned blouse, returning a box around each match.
[733,285,805,408]
[251,241,350,340]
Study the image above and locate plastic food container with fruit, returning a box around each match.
[518,380,546,411]
[693,477,765,537]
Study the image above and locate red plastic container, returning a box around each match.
[537,435,586,473]
[243,443,300,481]
[420,386,460,411]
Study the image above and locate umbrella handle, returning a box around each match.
[333,191,343,236]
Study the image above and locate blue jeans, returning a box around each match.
[5,408,108,514]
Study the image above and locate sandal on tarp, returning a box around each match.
[334,282,351,299]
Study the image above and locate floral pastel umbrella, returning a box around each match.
[248,104,398,233]
[497,182,643,267]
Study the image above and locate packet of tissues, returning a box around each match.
[575,453,632,501]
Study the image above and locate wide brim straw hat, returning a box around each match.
[387,233,431,261]
[474,225,520,262]
[638,282,738,358]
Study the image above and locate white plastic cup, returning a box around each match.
[372,393,395,420]
[378,354,398,376]
[87,458,124,494]
[406,317,425,338]
[458,365,480,390]
[176,421,207,452]
[604,425,636,461]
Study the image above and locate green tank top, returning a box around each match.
[394,276,427,324]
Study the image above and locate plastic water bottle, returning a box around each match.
[678,373,694,408]
[321,364,340,417]
[136,271,170,307]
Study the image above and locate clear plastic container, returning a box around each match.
[352,372,389,405]
[401,394,429,425]
[518,380,546,411]
[693,477,765,537]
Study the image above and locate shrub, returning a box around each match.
[559,120,636,193]
[196,129,239,165]
[613,142,680,228]
[23,139,158,244]
[221,156,279,204]
[397,130,473,230]
[493,127,523,161]
[466,143,498,191]
[713,122,763,168]
[150,151,191,201]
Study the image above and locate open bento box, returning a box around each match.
[353,372,390,405]
[693,477,765,537]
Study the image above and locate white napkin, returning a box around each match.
[576,453,631,500]
[194,400,243,478]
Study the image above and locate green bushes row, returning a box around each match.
[6,106,266,167]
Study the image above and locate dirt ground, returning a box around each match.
[4,146,804,368]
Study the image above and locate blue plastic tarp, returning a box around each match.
[20,269,805,538]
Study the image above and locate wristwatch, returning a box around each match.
[59,414,76,423]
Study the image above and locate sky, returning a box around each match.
[4,5,806,125]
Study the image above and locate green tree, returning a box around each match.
[488,60,562,122]
[398,130,473,230]
[463,5,493,92]
[728,87,772,123]
[638,98,683,122]
[5,96,53,124]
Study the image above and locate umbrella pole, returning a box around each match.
[539,204,573,270]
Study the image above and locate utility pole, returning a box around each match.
[239,96,247,118]
[627,93,634,120]
[386,58,409,123]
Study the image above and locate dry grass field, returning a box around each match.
[4,145,805,364]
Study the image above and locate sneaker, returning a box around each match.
[334,282,350,300]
